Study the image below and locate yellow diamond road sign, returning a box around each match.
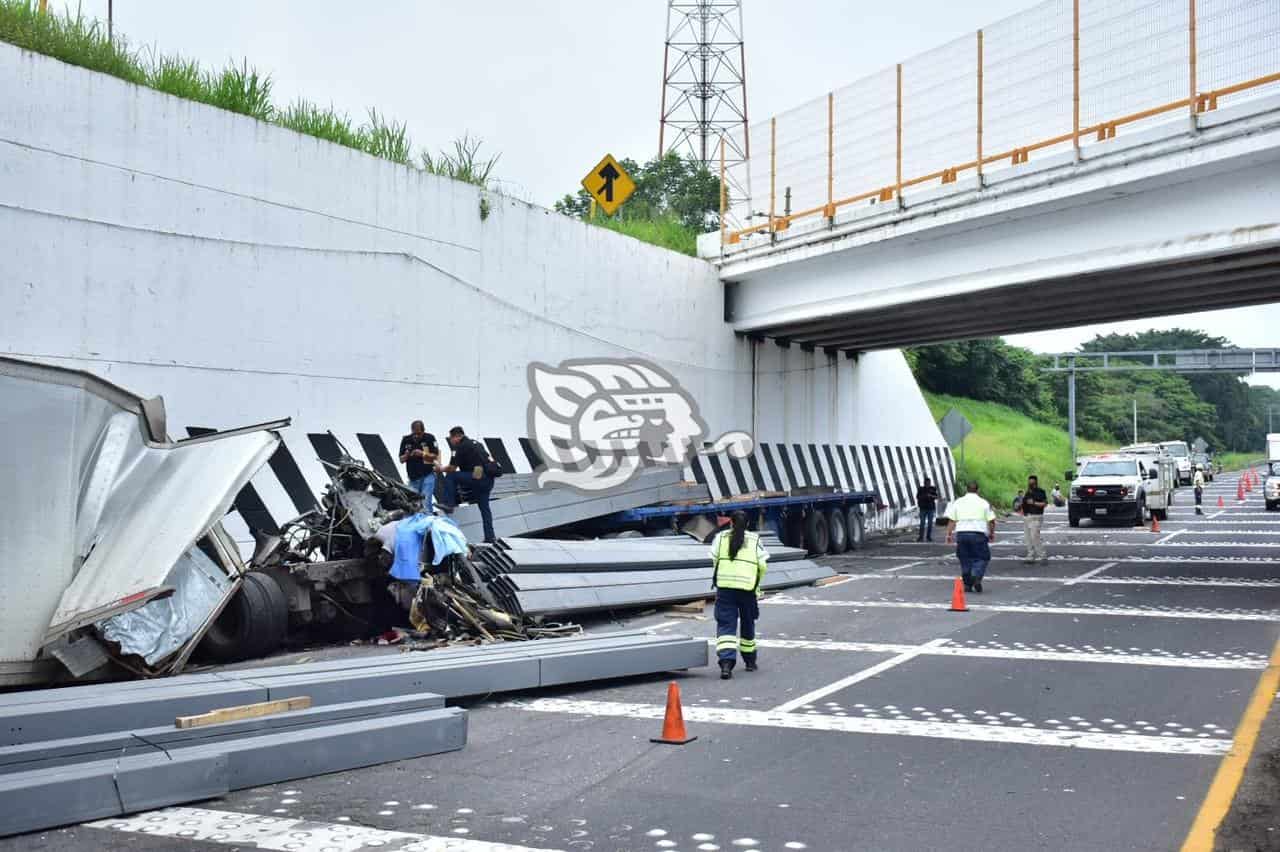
[581,153,635,216]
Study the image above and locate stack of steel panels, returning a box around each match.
[472,536,835,617]
[0,629,706,837]
[450,467,709,541]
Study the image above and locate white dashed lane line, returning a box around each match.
[511,698,1232,756]
[762,598,1280,621]
[742,637,1268,669]
[840,574,1280,588]
[90,806,564,851]
[771,639,950,713]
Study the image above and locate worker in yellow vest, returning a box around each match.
[710,511,769,679]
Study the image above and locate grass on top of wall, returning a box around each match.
[1214,452,1265,473]
[591,214,701,256]
[924,391,1113,511]
[0,0,497,188]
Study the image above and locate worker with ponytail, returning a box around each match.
[710,510,769,679]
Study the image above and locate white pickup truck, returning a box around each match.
[1266,433,1280,511]
[1069,452,1170,527]
[1160,440,1194,486]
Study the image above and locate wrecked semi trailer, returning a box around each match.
[0,356,287,687]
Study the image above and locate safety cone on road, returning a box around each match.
[1246,474,1254,493]
[1217,496,1225,508]
[1238,479,1247,502]
[650,681,697,745]
[949,578,969,612]
[1151,513,1161,533]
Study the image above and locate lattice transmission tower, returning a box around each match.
[658,1,749,170]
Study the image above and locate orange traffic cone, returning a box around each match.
[1151,513,1161,533]
[1238,480,1246,501]
[949,577,969,612]
[1217,496,1225,508]
[650,682,697,745]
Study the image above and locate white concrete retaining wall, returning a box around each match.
[0,42,950,548]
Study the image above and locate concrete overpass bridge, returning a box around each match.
[698,0,1280,352]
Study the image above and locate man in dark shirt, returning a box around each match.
[399,420,439,511]
[1022,474,1049,563]
[915,477,939,542]
[437,425,497,543]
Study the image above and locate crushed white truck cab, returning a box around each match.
[1266,434,1280,511]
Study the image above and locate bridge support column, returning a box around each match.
[1068,365,1077,466]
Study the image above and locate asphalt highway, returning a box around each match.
[8,469,1278,852]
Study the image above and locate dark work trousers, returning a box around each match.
[714,587,758,670]
[917,508,936,541]
[444,471,496,542]
[955,532,991,582]
[1194,485,1203,514]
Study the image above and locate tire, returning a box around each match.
[845,506,865,550]
[826,508,848,554]
[803,510,830,556]
[1068,512,1080,528]
[1133,501,1146,527]
[197,571,289,663]
[782,512,805,548]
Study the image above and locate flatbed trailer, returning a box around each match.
[601,489,882,556]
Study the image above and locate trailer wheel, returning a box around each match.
[803,510,829,555]
[846,506,865,550]
[197,571,288,663]
[826,508,848,553]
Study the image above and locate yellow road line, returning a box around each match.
[1181,635,1280,851]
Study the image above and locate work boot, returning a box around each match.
[963,576,973,592]
[719,661,733,680]
[973,580,983,593]
[745,659,758,672]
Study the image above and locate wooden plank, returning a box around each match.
[175,696,312,729]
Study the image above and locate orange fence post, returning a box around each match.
[826,91,834,218]
[1073,0,1081,158]
[895,63,903,202]
[1189,0,1198,118]
[769,116,777,232]
[719,137,727,248]
[977,29,984,181]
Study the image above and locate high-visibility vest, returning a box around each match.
[712,531,767,591]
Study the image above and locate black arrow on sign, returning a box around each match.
[597,162,620,202]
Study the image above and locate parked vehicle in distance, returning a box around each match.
[1191,452,1215,482]
[1067,453,1164,527]
[1266,434,1280,511]
[1116,443,1178,515]
[1265,461,1280,511]
[1160,440,1194,486]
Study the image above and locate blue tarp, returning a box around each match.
[390,514,468,581]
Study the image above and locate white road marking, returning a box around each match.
[1065,562,1116,585]
[882,560,924,573]
[861,554,1280,565]
[1209,510,1226,519]
[747,638,1267,669]
[513,698,1231,756]
[771,638,950,713]
[847,574,1280,589]
[89,806,563,851]
[763,598,1280,622]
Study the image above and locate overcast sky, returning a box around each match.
[54,0,1280,373]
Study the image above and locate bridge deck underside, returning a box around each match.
[747,247,1280,353]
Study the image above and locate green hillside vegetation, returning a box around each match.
[925,392,1113,511]
[910,331,1280,454]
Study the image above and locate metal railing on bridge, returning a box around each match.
[717,0,1280,250]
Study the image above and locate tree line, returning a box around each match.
[907,329,1280,453]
